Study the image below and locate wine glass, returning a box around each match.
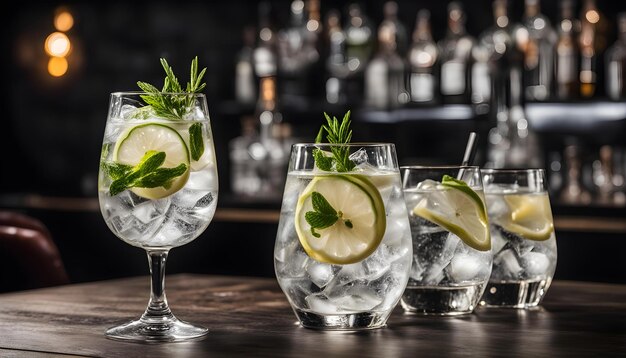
[98,92,218,342]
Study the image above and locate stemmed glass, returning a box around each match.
[98,92,218,342]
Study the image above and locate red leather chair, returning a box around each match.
[0,211,69,292]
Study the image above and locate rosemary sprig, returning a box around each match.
[314,111,356,172]
[136,57,206,120]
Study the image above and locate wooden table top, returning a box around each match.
[0,274,624,357]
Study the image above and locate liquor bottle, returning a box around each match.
[235,26,257,105]
[380,1,409,57]
[277,0,318,102]
[253,2,277,79]
[229,76,287,199]
[519,0,556,101]
[606,13,626,101]
[407,10,438,105]
[305,0,324,97]
[325,9,348,104]
[344,4,374,102]
[579,0,599,98]
[556,0,579,100]
[364,8,407,109]
[438,2,475,104]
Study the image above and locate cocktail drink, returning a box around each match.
[274,115,412,330]
[98,59,218,342]
[401,166,492,315]
[481,169,557,308]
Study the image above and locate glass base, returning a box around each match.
[294,309,389,330]
[105,315,208,343]
[479,278,551,308]
[400,284,485,316]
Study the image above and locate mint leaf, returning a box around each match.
[189,123,205,161]
[311,192,336,216]
[313,149,334,171]
[305,211,338,230]
[106,151,188,196]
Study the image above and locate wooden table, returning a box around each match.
[0,274,624,357]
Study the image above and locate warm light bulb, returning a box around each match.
[45,32,71,57]
[54,11,74,32]
[48,56,68,77]
[586,10,600,24]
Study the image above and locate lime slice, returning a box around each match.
[295,175,386,265]
[500,193,554,241]
[412,183,490,251]
[113,123,190,199]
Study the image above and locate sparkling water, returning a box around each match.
[98,119,218,249]
[401,186,492,315]
[481,189,557,308]
[274,171,412,326]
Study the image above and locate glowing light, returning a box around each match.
[586,10,600,24]
[48,56,68,77]
[54,11,74,32]
[45,32,71,57]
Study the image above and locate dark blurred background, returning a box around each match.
[1,0,625,290]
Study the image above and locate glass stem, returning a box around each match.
[141,249,174,323]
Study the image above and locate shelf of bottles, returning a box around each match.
[227,0,626,208]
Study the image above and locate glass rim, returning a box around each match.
[481,168,545,175]
[292,142,396,148]
[110,91,207,98]
[400,165,480,170]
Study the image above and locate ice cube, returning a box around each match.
[306,262,335,288]
[305,293,338,314]
[448,253,483,282]
[333,286,383,312]
[494,249,523,279]
[120,104,139,119]
[490,227,508,255]
[521,252,550,276]
[412,230,459,284]
[409,256,426,281]
[499,227,535,257]
[274,240,309,278]
[348,148,369,167]
[281,278,314,308]
[416,179,439,191]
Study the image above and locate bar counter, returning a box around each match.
[0,274,624,357]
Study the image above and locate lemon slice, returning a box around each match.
[412,183,491,252]
[113,123,190,199]
[500,193,554,241]
[295,175,386,265]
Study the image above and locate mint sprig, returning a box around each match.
[189,123,205,161]
[305,191,353,238]
[313,111,356,172]
[136,57,207,120]
[107,151,187,196]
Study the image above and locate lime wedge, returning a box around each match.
[412,181,490,252]
[113,123,190,199]
[500,193,554,241]
[295,175,386,265]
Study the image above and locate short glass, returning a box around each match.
[480,169,557,308]
[274,143,413,330]
[400,166,492,315]
[98,92,218,342]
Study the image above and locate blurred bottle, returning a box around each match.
[438,2,475,104]
[606,13,626,101]
[380,1,408,56]
[344,4,374,102]
[555,0,579,100]
[593,145,617,204]
[561,145,592,205]
[578,0,601,98]
[253,2,277,79]
[407,10,439,105]
[364,4,407,110]
[325,9,349,105]
[277,0,319,103]
[235,26,257,105]
[305,0,324,96]
[229,76,287,199]
[518,0,556,101]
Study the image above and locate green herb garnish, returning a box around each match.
[136,57,207,120]
[189,122,205,161]
[106,151,187,196]
[313,111,356,172]
[305,191,353,238]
